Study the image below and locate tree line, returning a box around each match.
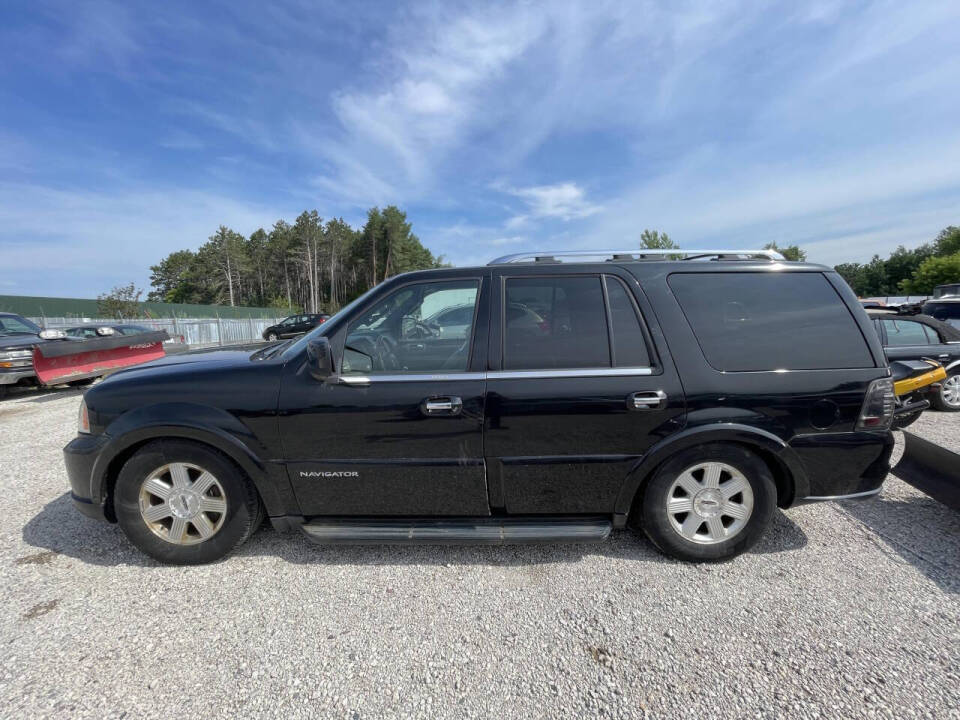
[145,214,958,314]
[834,226,960,297]
[148,206,445,312]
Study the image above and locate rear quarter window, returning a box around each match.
[668,272,874,371]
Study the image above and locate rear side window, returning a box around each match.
[605,277,651,367]
[882,319,931,346]
[668,272,874,371]
[504,276,610,369]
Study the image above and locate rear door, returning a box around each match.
[484,266,685,514]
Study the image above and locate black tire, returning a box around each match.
[0,385,7,400]
[67,378,95,387]
[931,370,960,412]
[892,410,923,429]
[266,332,278,342]
[114,439,262,565]
[636,443,777,562]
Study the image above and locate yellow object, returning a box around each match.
[894,363,946,396]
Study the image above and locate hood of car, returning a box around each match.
[0,333,45,352]
[106,346,264,379]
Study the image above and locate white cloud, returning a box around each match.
[503,182,601,228]
[315,4,549,203]
[0,182,291,297]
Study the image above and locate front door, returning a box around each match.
[278,275,491,516]
[484,268,685,514]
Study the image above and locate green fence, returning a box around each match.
[0,294,291,320]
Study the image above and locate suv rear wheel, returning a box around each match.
[638,444,776,561]
[114,440,263,564]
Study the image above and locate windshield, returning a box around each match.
[279,284,382,360]
[0,314,41,336]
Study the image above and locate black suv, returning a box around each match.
[262,313,329,341]
[64,250,895,564]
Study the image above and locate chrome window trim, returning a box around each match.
[338,367,653,384]
[487,367,653,380]
[340,373,485,385]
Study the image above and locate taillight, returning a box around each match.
[856,378,895,431]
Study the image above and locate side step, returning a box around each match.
[299,516,612,545]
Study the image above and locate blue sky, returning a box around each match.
[2,0,959,298]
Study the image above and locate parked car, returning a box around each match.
[0,312,68,396]
[867,310,960,411]
[262,313,329,341]
[921,297,960,330]
[65,248,896,565]
[64,324,154,339]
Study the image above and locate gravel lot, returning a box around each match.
[1,387,958,719]
[911,409,960,454]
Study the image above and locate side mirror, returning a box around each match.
[306,337,335,381]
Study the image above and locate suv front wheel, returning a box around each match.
[638,444,776,562]
[114,440,263,564]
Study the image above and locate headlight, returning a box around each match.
[78,398,91,434]
[0,349,33,368]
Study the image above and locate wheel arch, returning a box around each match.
[93,422,287,523]
[616,424,808,525]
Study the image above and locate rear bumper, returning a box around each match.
[63,433,112,522]
[789,430,893,503]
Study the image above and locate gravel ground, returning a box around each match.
[910,409,960,454]
[0,386,958,720]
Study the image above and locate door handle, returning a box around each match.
[421,396,463,416]
[628,390,667,410]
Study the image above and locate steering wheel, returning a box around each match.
[409,320,439,339]
[375,334,400,371]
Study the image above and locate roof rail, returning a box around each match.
[488,249,786,265]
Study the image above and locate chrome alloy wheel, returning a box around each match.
[942,375,960,408]
[665,461,754,545]
[138,463,228,545]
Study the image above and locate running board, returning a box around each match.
[299,516,612,545]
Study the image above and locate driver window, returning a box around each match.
[343,280,479,374]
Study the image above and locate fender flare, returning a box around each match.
[613,423,809,521]
[90,405,289,518]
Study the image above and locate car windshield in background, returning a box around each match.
[0,315,41,336]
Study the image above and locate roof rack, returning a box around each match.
[488,249,785,265]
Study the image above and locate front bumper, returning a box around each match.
[63,433,112,522]
[0,368,35,385]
